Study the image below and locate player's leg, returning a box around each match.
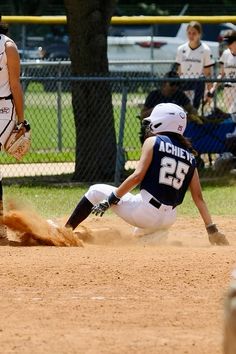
[65,184,116,229]
[0,98,16,147]
[0,99,16,245]
[111,189,176,230]
[0,177,8,245]
[65,185,176,234]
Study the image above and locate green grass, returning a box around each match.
[0,87,143,164]
[179,185,236,217]
[3,185,88,218]
[3,182,236,219]
[1,84,231,169]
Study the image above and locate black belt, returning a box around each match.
[149,197,176,210]
[0,94,13,100]
[149,198,161,209]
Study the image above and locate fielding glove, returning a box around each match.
[4,120,31,160]
[91,192,120,217]
[206,223,229,246]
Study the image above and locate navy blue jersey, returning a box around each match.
[140,135,196,207]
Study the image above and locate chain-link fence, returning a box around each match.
[1,60,236,183]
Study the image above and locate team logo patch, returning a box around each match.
[178,125,183,132]
[0,107,10,114]
[179,112,186,119]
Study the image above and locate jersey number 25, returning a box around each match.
[159,157,190,190]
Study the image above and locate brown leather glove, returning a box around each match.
[206,224,229,245]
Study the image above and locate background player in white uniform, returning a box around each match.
[210,30,236,121]
[175,21,215,109]
[0,17,28,245]
[64,103,228,246]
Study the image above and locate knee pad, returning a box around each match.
[85,184,108,204]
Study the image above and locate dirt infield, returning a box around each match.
[1,215,236,354]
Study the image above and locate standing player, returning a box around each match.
[209,30,236,121]
[0,16,29,245]
[64,103,228,246]
[175,21,215,109]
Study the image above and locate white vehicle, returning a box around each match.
[108,23,219,75]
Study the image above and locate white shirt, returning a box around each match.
[220,48,236,85]
[175,42,214,78]
[0,34,14,97]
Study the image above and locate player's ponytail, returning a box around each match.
[162,132,197,156]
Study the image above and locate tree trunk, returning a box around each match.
[64,0,117,182]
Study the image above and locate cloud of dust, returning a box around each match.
[78,227,135,246]
[2,200,84,247]
[2,200,174,247]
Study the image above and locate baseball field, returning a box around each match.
[0,182,235,353]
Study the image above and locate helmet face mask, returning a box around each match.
[142,120,162,140]
[143,103,187,138]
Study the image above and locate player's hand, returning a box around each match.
[206,223,229,246]
[91,200,110,217]
[16,120,31,133]
[91,192,120,217]
[208,232,229,246]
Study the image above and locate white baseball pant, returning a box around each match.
[0,96,16,147]
[85,184,177,234]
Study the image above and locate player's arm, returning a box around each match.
[189,169,212,225]
[174,46,181,74]
[115,137,155,197]
[91,137,155,216]
[189,169,229,245]
[205,63,225,102]
[174,63,181,75]
[203,65,213,91]
[6,41,24,124]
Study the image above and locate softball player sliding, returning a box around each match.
[65,103,228,246]
[175,21,215,109]
[0,18,27,245]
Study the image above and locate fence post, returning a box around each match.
[21,24,26,60]
[114,82,128,185]
[57,62,63,152]
[213,63,218,109]
[150,24,154,76]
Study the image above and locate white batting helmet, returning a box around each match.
[143,103,187,136]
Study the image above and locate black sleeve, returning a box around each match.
[177,91,190,107]
[144,90,160,108]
